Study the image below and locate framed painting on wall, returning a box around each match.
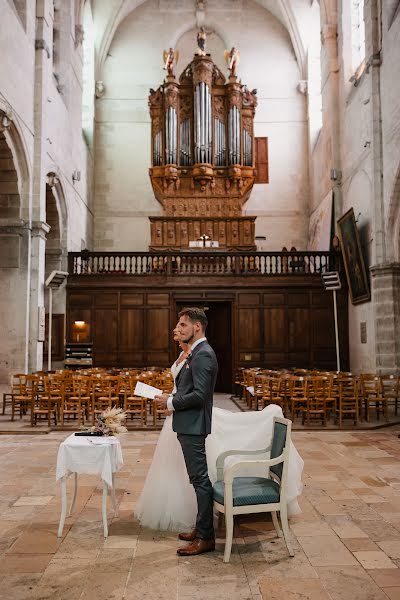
[337,208,371,305]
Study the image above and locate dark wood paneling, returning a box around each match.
[147,294,169,305]
[263,293,285,305]
[238,293,260,305]
[238,308,261,348]
[66,279,349,374]
[288,308,309,351]
[95,293,118,307]
[146,351,170,364]
[94,309,118,363]
[311,291,328,307]
[120,293,144,306]
[69,293,92,307]
[311,308,334,348]
[44,314,64,361]
[119,309,144,351]
[264,307,286,351]
[288,293,308,306]
[146,308,169,350]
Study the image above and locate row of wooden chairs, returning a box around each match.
[2,369,175,427]
[237,368,399,426]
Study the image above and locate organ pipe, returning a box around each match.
[228,106,241,164]
[165,106,177,164]
[194,82,212,164]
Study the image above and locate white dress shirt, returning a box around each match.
[167,337,207,411]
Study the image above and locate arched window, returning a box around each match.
[351,0,365,71]
[82,1,95,144]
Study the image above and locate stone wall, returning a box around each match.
[309,1,400,373]
[0,0,93,381]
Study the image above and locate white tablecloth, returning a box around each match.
[56,434,123,487]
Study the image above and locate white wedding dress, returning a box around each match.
[134,358,304,532]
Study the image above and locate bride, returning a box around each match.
[134,330,304,532]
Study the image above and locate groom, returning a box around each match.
[155,307,218,556]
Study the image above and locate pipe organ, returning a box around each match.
[148,51,258,251]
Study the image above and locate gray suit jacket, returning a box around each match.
[172,340,218,436]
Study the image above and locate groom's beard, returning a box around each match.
[182,327,195,345]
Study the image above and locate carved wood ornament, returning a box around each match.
[148,46,258,251]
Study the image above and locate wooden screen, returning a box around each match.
[255,137,269,184]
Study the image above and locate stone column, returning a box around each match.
[29,0,53,372]
[370,263,400,374]
[28,222,50,373]
[321,23,342,221]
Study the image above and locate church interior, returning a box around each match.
[0,0,400,598]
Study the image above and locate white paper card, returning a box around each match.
[134,381,163,400]
[88,437,119,445]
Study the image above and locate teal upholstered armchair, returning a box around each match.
[213,416,294,562]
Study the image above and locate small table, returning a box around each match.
[56,433,123,537]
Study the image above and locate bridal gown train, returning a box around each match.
[134,361,304,531]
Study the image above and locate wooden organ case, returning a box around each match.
[148,52,258,251]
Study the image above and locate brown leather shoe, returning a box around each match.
[177,538,215,556]
[178,528,197,542]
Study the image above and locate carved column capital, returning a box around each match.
[75,24,84,48]
[95,81,106,99]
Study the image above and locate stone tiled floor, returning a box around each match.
[0,398,399,599]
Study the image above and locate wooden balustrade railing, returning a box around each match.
[68,250,342,277]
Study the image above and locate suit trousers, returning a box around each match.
[177,433,215,540]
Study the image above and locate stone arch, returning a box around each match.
[0,107,31,218]
[45,171,69,275]
[386,162,400,262]
[0,129,20,219]
[0,109,31,382]
[96,0,310,79]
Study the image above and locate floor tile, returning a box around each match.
[367,569,400,587]
[377,541,400,559]
[316,565,388,600]
[382,587,400,600]
[0,553,53,573]
[353,550,397,569]
[297,535,358,567]
[258,578,330,600]
[13,496,53,507]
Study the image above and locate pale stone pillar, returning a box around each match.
[370,264,400,374]
[28,222,50,373]
[321,23,342,221]
[28,1,53,372]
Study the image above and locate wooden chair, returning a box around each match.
[124,377,147,426]
[91,376,120,422]
[380,374,399,416]
[334,376,358,427]
[213,417,294,562]
[61,376,89,426]
[360,374,388,422]
[11,375,36,421]
[241,369,255,410]
[260,376,286,413]
[3,374,25,419]
[32,375,58,426]
[303,377,331,426]
[289,376,307,419]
